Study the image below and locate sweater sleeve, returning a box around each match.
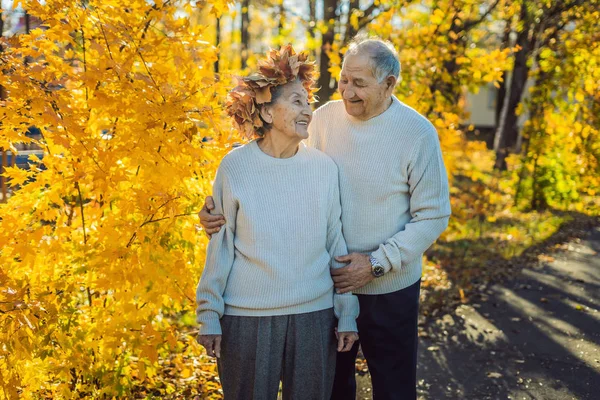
[196,164,238,335]
[326,166,359,333]
[371,128,451,273]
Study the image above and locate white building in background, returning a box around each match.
[465,72,533,150]
[466,85,498,130]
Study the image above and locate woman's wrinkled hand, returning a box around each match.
[335,328,359,352]
[197,334,222,358]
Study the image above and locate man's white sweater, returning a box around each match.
[196,140,359,335]
[307,96,451,295]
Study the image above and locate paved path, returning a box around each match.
[357,226,600,400]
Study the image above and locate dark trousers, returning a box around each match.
[331,280,421,400]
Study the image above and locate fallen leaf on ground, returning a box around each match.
[537,254,555,263]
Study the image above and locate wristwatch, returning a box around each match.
[369,256,385,278]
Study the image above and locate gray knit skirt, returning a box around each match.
[217,308,337,400]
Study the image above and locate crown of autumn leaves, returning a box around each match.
[226,44,316,139]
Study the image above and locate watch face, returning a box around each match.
[373,266,385,277]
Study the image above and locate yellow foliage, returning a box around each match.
[2,0,598,397]
[0,0,236,398]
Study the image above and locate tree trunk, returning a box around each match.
[494,5,532,170]
[308,0,317,39]
[0,5,4,39]
[527,49,553,210]
[344,0,359,44]
[0,5,6,111]
[495,17,512,128]
[241,0,250,69]
[439,20,464,105]
[495,77,507,130]
[530,152,547,210]
[315,0,338,108]
[278,1,285,37]
[426,16,466,116]
[214,17,220,73]
[1,149,6,203]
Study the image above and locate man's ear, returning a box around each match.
[385,75,397,91]
[259,105,273,124]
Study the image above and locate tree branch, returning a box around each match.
[94,10,120,81]
[139,212,197,227]
[81,26,88,106]
[462,0,502,31]
[75,181,87,245]
[173,280,194,303]
[137,50,166,103]
[126,197,186,248]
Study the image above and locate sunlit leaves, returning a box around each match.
[0,0,235,398]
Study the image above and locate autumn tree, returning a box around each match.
[0,0,235,398]
[513,0,600,210]
[493,0,589,170]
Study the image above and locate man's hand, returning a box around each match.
[198,196,225,237]
[197,334,222,358]
[335,328,359,352]
[331,253,374,294]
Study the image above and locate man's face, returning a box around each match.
[338,54,393,121]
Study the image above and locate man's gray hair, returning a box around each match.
[344,36,401,84]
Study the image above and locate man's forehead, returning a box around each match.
[341,54,374,77]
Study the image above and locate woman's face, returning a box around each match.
[265,80,313,141]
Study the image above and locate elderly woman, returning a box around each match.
[195,45,359,400]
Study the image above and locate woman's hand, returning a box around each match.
[197,334,222,358]
[335,328,359,352]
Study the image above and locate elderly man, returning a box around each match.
[199,37,451,399]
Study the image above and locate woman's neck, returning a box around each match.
[257,132,300,159]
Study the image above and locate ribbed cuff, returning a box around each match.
[337,315,358,333]
[197,312,222,335]
[371,249,395,274]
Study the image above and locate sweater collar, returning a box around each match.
[249,139,307,165]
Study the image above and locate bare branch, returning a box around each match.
[462,0,502,31]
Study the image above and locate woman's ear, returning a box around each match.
[259,105,273,124]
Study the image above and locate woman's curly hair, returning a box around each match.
[226,44,316,139]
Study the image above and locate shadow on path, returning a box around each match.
[414,225,600,400]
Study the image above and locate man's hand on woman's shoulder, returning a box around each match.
[198,196,226,237]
